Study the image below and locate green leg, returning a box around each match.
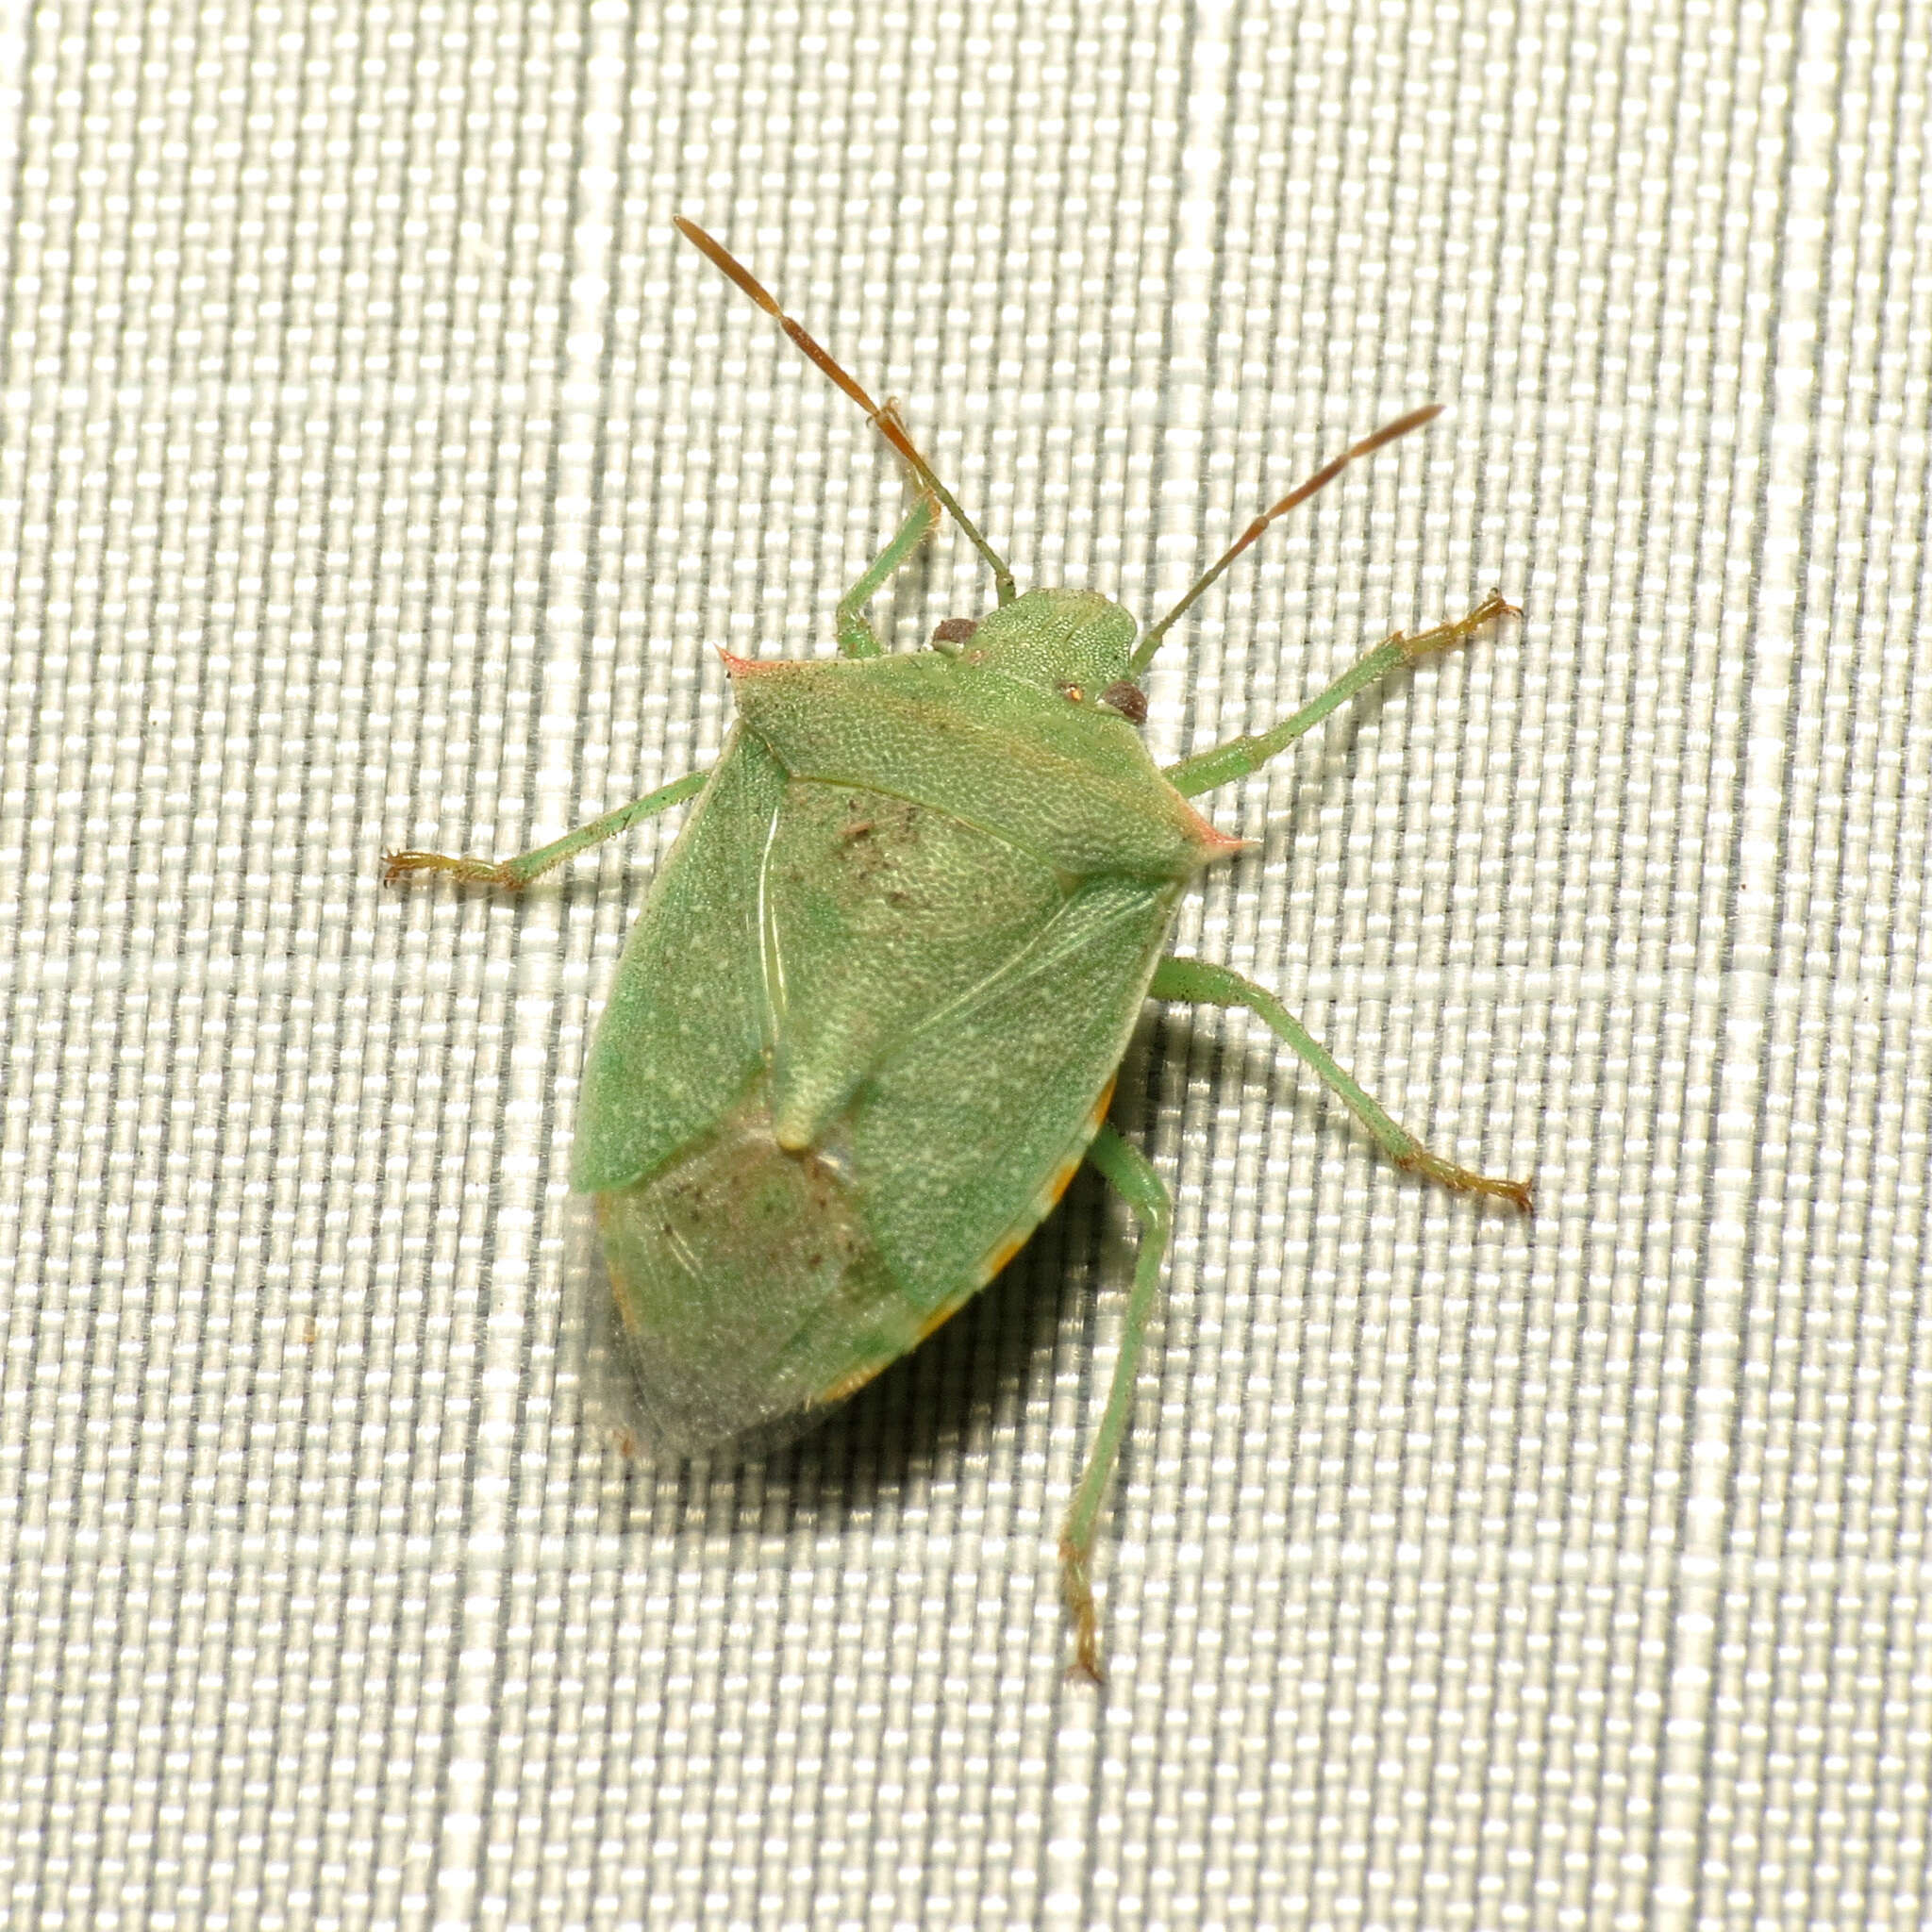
[1150,956,1534,1213]
[385,469,935,891]
[1061,1122,1174,1685]
[382,765,709,891]
[1164,591,1516,798]
[835,482,941,658]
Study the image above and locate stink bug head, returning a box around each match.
[960,588,1140,707]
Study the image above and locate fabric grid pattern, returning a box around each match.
[1,1,1927,1926]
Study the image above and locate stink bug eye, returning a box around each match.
[386,217,1533,1685]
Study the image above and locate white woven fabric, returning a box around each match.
[3,2,1927,1925]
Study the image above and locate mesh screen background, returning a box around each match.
[3,1,1929,1925]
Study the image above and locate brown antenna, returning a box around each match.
[674,217,1016,607]
[1130,404,1443,672]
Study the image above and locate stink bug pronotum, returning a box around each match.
[387,219,1533,1679]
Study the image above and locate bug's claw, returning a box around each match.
[1072,1624,1107,1687]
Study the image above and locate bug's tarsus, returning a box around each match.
[383,850,526,891]
[1059,1537,1108,1687]
[827,408,944,658]
[1395,587,1521,663]
[675,215,1018,607]
[875,399,946,539]
[1398,1150,1536,1217]
[1406,1151,1538,1213]
[1132,402,1447,674]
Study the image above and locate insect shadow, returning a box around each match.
[581,1176,1101,1538]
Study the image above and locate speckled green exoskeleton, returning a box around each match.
[387,219,1533,1680]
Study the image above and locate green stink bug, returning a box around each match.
[387,219,1533,1679]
